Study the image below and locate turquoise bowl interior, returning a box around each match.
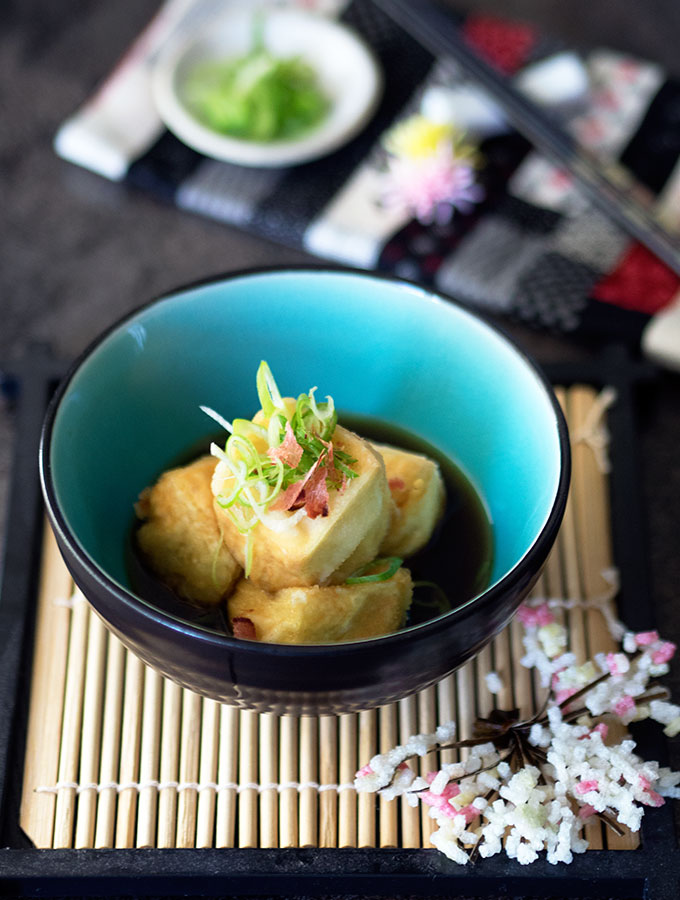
[48,267,566,609]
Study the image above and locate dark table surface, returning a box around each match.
[2,0,680,867]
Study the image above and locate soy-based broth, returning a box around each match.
[343,415,493,626]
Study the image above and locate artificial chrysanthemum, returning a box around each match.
[381,115,483,225]
[384,115,465,159]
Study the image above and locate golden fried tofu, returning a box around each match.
[375,442,445,558]
[213,425,391,591]
[228,567,413,643]
[136,455,241,606]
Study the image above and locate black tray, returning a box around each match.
[0,344,678,899]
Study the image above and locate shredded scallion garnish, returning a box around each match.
[412,580,452,616]
[256,359,284,417]
[203,361,358,576]
[346,557,403,585]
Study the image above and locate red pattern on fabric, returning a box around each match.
[592,243,680,314]
[462,15,536,75]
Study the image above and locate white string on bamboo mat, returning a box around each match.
[39,390,622,804]
[571,386,617,474]
[51,592,87,609]
[35,779,357,795]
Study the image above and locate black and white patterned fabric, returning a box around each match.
[54,0,680,345]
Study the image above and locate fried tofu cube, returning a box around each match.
[136,455,241,606]
[213,425,391,591]
[228,567,413,643]
[375,442,445,558]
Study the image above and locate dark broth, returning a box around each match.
[128,417,493,634]
[343,414,493,627]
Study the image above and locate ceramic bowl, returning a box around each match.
[40,267,570,715]
[151,7,382,167]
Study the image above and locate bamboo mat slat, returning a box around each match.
[19,385,640,851]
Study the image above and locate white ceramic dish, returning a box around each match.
[151,7,383,168]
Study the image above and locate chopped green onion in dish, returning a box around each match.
[346,557,403,584]
[185,44,330,143]
[203,361,357,575]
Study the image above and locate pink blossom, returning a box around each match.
[419,791,458,818]
[425,772,461,800]
[606,652,629,676]
[419,774,467,818]
[614,695,636,716]
[638,776,665,807]
[551,666,569,689]
[578,804,597,819]
[536,604,557,625]
[651,642,676,665]
[634,631,659,646]
[575,780,599,795]
[457,804,481,824]
[579,723,609,742]
[356,765,373,777]
[517,603,555,627]
[383,143,483,225]
[556,688,578,705]
[644,790,665,807]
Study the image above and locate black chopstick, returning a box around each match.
[373,0,680,276]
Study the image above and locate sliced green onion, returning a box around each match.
[253,459,285,503]
[267,411,287,448]
[346,557,403,585]
[232,418,267,443]
[214,474,241,508]
[200,404,233,433]
[256,360,283,417]
[205,361,358,578]
[227,433,259,464]
[292,390,337,443]
[210,441,229,462]
[223,501,257,535]
[412,581,451,615]
[308,387,336,436]
[292,391,311,434]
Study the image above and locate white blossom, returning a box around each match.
[351,617,679,867]
[484,671,504,694]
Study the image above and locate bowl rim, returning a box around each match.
[150,7,383,168]
[39,264,571,658]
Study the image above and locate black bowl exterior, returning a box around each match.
[39,265,571,716]
[48,516,554,716]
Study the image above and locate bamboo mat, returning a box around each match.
[19,385,639,852]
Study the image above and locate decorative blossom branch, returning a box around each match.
[354,604,680,866]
